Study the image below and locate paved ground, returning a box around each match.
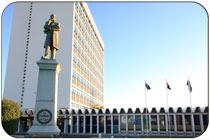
[61,134,140,138]
[12,134,141,138]
[10,135,25,138]
[11,134,194,138]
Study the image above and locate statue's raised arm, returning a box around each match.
[42,14,61,60]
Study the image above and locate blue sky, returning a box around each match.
[2,3,14,95]
[2,2,208,109]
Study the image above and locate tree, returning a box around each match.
[1,98,20,135]
[91,104,104,109]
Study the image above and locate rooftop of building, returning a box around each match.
[20,106,208,116]
[82,2,104,50]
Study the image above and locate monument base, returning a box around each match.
[28,125,61,138]
[28,59,61,137]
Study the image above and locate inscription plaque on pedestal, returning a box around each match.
[37,109,52,124]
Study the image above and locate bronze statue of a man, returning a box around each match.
[42,14,61,59]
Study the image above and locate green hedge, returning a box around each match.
[1,99,20,135]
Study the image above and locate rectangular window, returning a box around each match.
[99,116,104,133]
[169,115,174,131]
[79,116,83,133]
[113,116,118,133]
[128,115,133,131]
[106,116,111,133]
[194,115,201,131]
[120,115,126,131]
[92,116,97,133]
[203,115,208,130]
[159,115,166,131]
[85,116,90,133]
[135,115,141,131]
[151,115,157,131]
[73,116,77,133]
[185,115,192,131]
[143,115,149,130]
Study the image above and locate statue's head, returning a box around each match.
[50,14,56,20]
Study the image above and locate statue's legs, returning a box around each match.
[42,46,50,59]
[51,48,56,59]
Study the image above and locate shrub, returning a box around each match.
[1,98,20,135]
[92,104,104,109]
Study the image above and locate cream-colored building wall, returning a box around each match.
[4,2,75,109]
[4,3,32,105]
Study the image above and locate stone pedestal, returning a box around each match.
[28,59,61,137]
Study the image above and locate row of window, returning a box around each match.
[72,67,103,95]
[72,56,103,94]
[72,74,90,94]
[72,73,103,102]
[74,12,103,66]
[74,21,103,74]
[73,35,103,80]
[72,89,102,108]
[70,114,208,133]
[75,13,103,65]
[74,26,103,75]
[73,3,104,108]
[73,41,103,83]
[21,2,33,107]
[73,55,103,92]
[72,72,104,100]
[72,103,87,109]
[73,45,103,85]
[71,96,91,109]
[75,2,103,56]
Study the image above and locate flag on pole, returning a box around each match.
[186,80,192,93]
[145,82,151,90]
[166,82,171,90]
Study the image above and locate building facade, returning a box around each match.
[4,2,104,109]
[17,107,208,137]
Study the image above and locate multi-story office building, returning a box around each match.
[4,2,104,109]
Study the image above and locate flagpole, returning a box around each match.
[165,80,171,137]
[188,86,195,137]
[144,86,148,137]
